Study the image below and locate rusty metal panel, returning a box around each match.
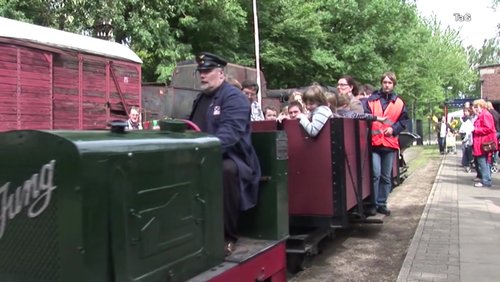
[171,62,267,94]
[168,62,266,118]
[342,119,359,210]
[284,120,334,216]
[141,83,167,121]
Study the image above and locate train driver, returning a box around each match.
[188,52,261,256]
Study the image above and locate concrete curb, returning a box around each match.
[396,154,446,281]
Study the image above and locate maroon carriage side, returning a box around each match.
[282,118,376,271]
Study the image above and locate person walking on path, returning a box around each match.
[436,116,452,154]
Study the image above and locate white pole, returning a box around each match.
[252,0,262,106]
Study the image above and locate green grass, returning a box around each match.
[406,145,441,174]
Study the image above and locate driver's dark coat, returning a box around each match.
[189,81,261,210]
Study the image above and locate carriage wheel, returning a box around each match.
[287,253,306,274]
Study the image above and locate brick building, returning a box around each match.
[479,63,500,102]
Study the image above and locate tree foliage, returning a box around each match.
[1,0,486,118]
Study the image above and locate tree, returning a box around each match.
[247,0,329,88]
[1,0,248,82]
[0,0,479,120]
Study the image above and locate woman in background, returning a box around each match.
[471,99,497,187]
[336,75,363,113]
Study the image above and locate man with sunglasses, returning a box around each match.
[189,52,261,255]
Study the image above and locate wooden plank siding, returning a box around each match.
[0,43,141,131]
[82,58,107,129]
[53,52,79,129]
[0,44,52,130]
[0,45,17,129]
[108,62,141,120]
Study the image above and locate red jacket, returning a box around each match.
[472,109,497,157]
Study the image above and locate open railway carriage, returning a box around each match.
[285,118,375,271]
[251,118,376,272]
[284,118,373,227]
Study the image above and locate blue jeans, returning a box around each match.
[477,155,492,186]
[461,145,473,167]
[438,137,446,153]
[372,149,395,208]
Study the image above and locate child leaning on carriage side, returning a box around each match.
[295,85,389,138]
[296,84,333,137]
[328,93,388,123]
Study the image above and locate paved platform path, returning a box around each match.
[397,152,500,282]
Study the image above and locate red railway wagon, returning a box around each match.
[0,16,142,131]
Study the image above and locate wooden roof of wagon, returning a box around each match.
[0,16,142,64]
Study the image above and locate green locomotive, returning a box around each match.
[0,122,289,282]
